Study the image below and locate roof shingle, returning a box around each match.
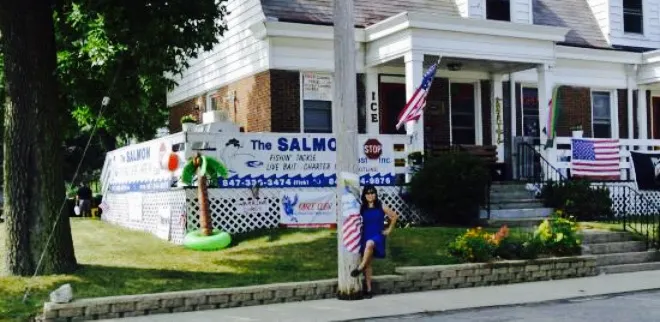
[260,0,610,48]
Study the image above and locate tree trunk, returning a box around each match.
[198,175,212,236]
[1,0,78,275]
[334,0,362,299]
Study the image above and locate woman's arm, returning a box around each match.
[382,205,399,236]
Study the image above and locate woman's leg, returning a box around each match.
[352,240,374,277]
[358,240,375,270]
[364,264,373,292]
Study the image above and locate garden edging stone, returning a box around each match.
[38,256,597,321]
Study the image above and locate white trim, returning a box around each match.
[250,21,367,42]
[365,12,569,43]
[590,89,616,139]
[556,46,642,64]
[299,72,304,133]
[380,75,406,84]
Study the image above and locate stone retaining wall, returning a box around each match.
[40,256,597,321]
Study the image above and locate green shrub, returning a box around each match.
[534,211,582,257]
[409,152,490,226]
[448,227,499,263]
[495,234,543,260]
[541,179,613,221]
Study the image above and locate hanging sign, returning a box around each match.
[302,72,333,101]
[280,191,336,228]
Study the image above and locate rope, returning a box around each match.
[22,62,123,303]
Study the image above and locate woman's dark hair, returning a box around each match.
[360,184,382,214]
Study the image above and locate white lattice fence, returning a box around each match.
[101,189,187,244]
[591,182,660,217]
[185,186,425,234]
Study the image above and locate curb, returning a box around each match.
[339,287,660,321]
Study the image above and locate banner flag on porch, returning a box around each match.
[630,151,660,191]
[395,62,438,130]
[570,138,620,180]
[544,86,560,149]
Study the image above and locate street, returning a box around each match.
[365,290,660,322]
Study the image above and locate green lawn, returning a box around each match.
[0,219,484,321]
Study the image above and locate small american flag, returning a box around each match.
[395,62,438,130]
[342,213,362,253]
[571,138,620,180]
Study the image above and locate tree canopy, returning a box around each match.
[1,0,228,182]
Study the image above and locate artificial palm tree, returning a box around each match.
[181,152,228,236]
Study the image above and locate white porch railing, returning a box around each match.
[544,137,660,181]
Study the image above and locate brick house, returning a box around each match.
[166,0,660,180]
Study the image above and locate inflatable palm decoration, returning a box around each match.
[181,153,229,236]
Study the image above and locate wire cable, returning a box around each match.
[22,63,123,303]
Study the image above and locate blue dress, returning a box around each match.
[360,206,387,258]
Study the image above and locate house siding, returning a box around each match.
[609,0,660,48]
[166,0,268,106]
[512,0,533,24]
[270,70,301,133]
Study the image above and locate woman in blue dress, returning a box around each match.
[350,185,399,298]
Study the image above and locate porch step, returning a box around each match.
[600,262,660,274]
[490,202,545,210]
[594,251,660,266]
[480,207,553,220]
[490,191,537,200]
[582,241,647,255]
[581,231,635,244]
[485,217,546,228]
[490,184,528,193]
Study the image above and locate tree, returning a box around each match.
[1,0,229,276]
[181,153,228,236]
[1,0,78,275]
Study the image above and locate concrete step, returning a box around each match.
[490,191,537,200]
[594,251,660,266]
[600,261,660,274]
[490,202,545,210]
[583,241,647,255]
[485,217,545,228]
[480,207,553,220]
[582,231,635,244]
[490,185,528,193]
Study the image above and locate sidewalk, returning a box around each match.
[103,270,660,322]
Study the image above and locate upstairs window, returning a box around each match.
[623,0,643,34]
[486,0,511,21]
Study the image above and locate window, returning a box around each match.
[592,91,612,138]
[207,93,221,112]
[303,100,332,133]
[521,87,540,138]
[623,0,643,34]
[450,83,476,145]
[486,0,511,21]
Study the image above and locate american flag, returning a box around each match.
[571,138,620,180]
[395,62,438,130]
[342,213,362,253]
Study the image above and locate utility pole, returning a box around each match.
[333,0,362,299]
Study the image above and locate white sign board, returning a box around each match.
[280,191,336,228]
[236,198,270,214]
[156,206,171,240]
[212,133,396,188]
[106,136,183,193]
[302,72,333,101]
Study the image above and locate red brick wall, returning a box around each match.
[169,97,204,132]
[270,70,301,133]
[556,86,592,137]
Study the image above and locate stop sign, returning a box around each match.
[363,139,383,160]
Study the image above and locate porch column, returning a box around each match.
[365,67,380,134]
[404,51,425,153]
[537,64,555,161]
[491,73,505,162]
[638,85,648,140]
[626,65,637,140]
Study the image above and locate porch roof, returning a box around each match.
[365,12,570,69]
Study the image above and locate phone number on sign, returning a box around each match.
[219,177,336,188]
[359,177,393,185]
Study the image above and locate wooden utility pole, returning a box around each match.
[333,0,362,299]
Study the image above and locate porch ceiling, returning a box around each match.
[384,56,538,74]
